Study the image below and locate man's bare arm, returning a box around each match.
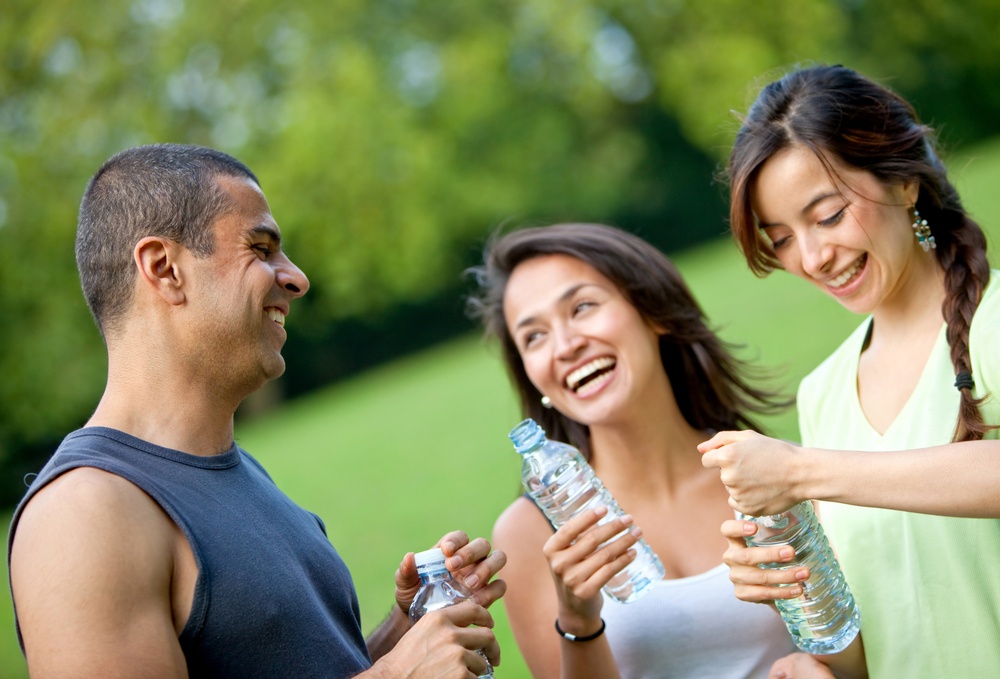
[10,468,191,679]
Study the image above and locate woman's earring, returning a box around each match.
[541,395,553,409]
[912,207,936,252]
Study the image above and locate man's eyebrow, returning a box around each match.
[248,224,282,246]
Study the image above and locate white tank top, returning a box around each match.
[601,563,797,679]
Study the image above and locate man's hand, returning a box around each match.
[366,530,507,672]
[367,601,499,678]
[394,531,507,614]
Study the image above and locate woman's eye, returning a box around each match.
[523,331,543,348]
[763,228,791,251]
[572,301,595,316]
[819,208,846,227]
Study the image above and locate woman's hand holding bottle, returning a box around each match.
[542,506,641,632]
[721,519,810,605]
[699,430,810,516]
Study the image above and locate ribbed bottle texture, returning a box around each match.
[508,419,665,604]
[409,548,493,678]
[740,502,861,654]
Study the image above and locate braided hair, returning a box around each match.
[727,65,993,442]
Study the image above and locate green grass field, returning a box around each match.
[2,137,999,678]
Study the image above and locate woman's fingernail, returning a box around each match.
[743,522,756,534]
[630,526,643,538]
[620,514,634,526]
[795,569,809,581]
[779,547,793,559]
[595,506,608,517]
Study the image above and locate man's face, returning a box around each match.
[183,174,310,396]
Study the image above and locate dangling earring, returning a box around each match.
[541,395,553,409]
[911,207,936,252]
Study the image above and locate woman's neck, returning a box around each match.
[588,392,711,501]
[870,254,946,340]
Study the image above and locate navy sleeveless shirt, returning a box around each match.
[7,427,372,678]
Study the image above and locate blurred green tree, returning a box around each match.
[1,0,998,504]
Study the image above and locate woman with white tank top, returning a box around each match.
[468,223,800,679]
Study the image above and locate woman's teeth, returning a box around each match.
[829,256,864,288]
[566,357,616,391]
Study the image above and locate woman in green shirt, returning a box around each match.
[700,64,1000,679]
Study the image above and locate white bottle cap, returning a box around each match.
[413,547,447,570]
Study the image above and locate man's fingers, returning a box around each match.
[434,599,495,629]
[453,547,506,589]
[473,630,501,668]
[469,578,507,609]
[436,530,471,559]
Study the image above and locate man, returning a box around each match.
[8,144,505,678]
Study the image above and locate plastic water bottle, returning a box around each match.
[409,548,494,678]
[508,418,665,603]
[740,502,861,654]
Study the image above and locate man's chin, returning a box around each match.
[264,356,287,381]
[251,354,288,390]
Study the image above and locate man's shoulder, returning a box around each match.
[10,469,188,676]
[11,466,180,607]
[15,427,156,512]
[43,426,135,465]
[11,467,178,616]
[15,466,176,548]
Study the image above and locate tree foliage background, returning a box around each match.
[2,0,999,505]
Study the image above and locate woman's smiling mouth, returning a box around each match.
[566,357,617,395]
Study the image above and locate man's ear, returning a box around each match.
[134,237,186,306]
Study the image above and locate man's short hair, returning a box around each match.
[76,144,258,336]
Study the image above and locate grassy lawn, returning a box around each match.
[2,137,998,678]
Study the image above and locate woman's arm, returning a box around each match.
[493,498,639,679]
[700,430,1000,518]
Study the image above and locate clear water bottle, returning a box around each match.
[508,418,665,604]
[409,548,494,678]
[740,502,861,654]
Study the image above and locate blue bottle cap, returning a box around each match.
[509,418,545,454]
